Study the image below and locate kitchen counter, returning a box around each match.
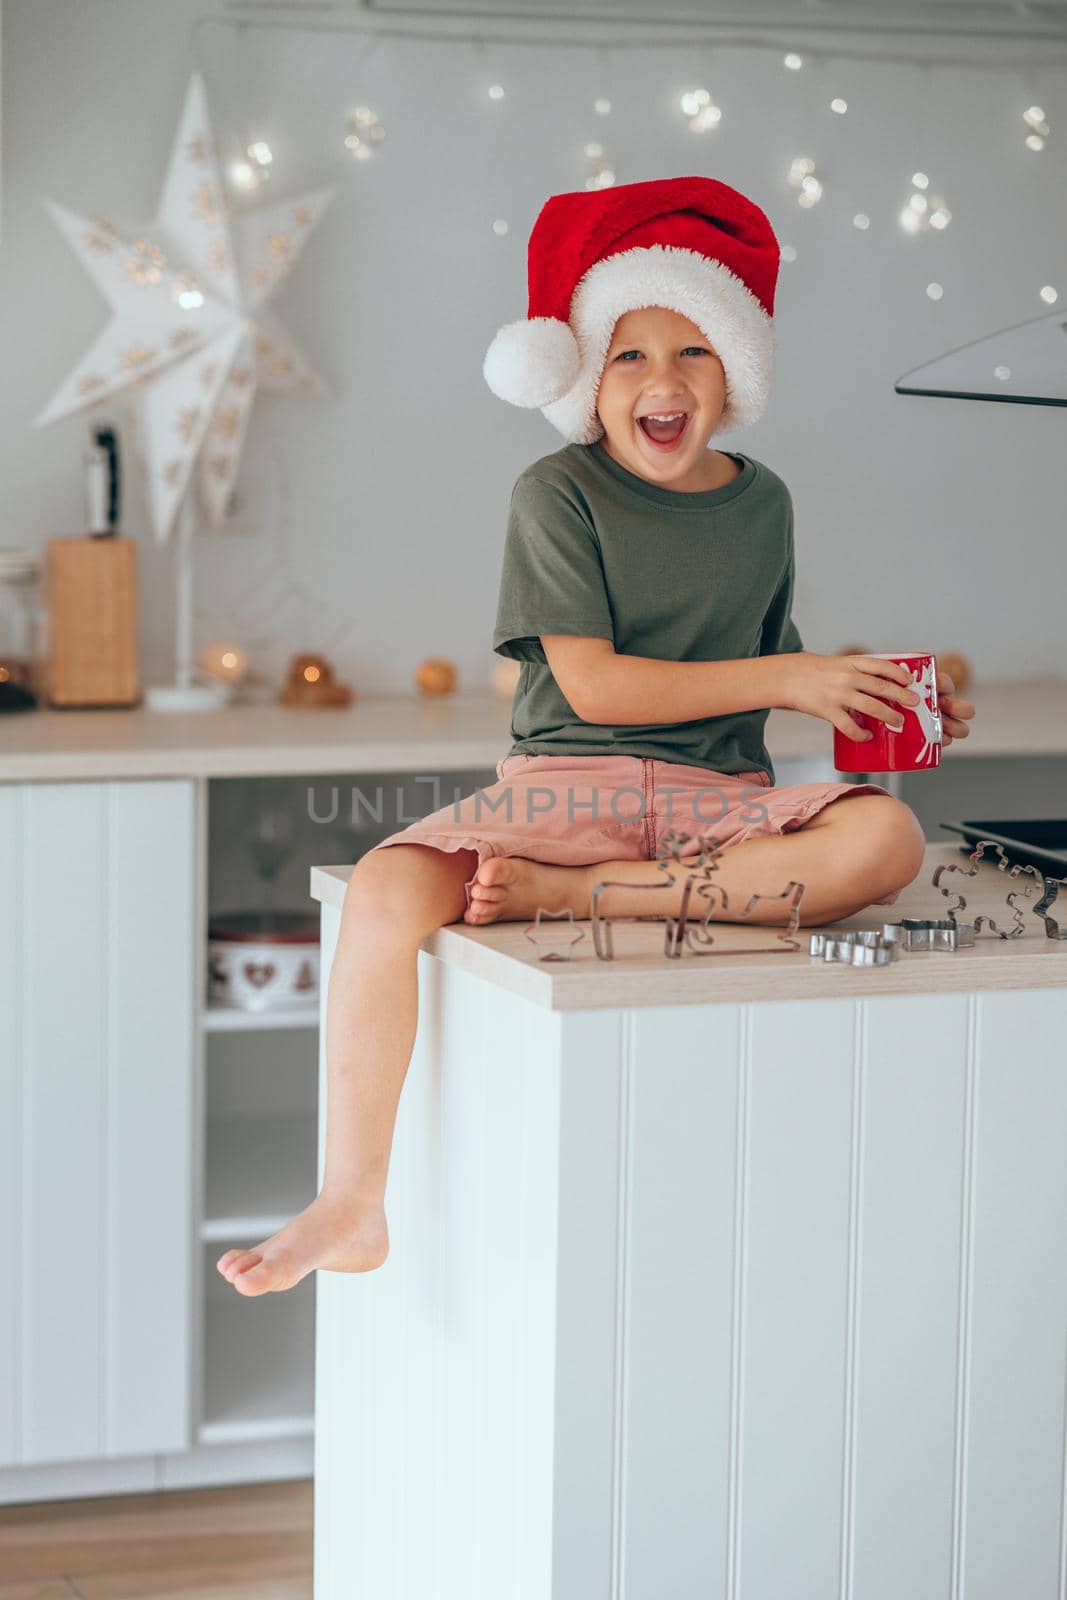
[310,829,1067,1600]
[2,676,1064,782]
[310,841,1067,1008]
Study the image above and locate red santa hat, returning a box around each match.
[483,174,780,443]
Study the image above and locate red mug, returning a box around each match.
[833,651,942,773]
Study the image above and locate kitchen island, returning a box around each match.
[310,841,1067,1600]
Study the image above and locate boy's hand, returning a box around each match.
[936,669,975,750]
[780,652,930,743]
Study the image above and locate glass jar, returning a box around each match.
[0,549,44,712]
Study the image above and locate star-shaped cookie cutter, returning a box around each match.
[522,906,586,962]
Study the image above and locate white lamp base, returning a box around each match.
[145,681,233,713]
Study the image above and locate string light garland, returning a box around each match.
[192,16,1061,315]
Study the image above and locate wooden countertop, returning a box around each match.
[1,677,1064,783]
[310,842,1067,1010]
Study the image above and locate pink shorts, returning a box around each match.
[363,753,899,910]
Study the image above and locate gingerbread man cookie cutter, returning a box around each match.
[930,838,1047,940]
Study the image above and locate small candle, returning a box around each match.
[199,641,249,683]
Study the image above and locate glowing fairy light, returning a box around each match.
[584,142,615,189]
[680,87,722,132]
[788,156,823,208]
[344,105,385,161]
[1023,105,1049,150]
[900,174,951,234]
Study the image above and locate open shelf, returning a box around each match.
[203,1110,319,1240]
[200,1247,315,1446]
[202,1000,319,1032]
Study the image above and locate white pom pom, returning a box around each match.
[482,316,580,408]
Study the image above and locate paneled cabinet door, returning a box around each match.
[0,780,196,1466]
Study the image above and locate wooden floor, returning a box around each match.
[0,1479,312,1599]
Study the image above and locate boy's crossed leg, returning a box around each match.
[465,792,926,930]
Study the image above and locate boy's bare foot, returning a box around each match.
[463,855,590,926]
[216,1192,389,1295]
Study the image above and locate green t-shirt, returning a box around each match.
[491,440,804,782]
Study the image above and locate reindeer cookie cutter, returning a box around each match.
[589,827,806,961]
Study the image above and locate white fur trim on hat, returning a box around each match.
[482,316,581,408]
[540,244,776,444]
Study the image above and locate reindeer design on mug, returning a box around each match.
[910,657,943,766]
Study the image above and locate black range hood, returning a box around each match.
[895,309,1067,407]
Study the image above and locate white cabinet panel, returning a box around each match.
[963,988,1067,1600]
[0,780,195,1468]
[313,962,1067,1600]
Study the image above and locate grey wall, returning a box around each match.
[2,0,1065,692]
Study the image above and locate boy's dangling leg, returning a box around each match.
[215,842,478,1296]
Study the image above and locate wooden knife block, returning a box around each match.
[46,537,140,707]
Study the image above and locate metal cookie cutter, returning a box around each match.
[522,906,586,962]
[930,838,1042,940]
[881,917,976,952]
[809,929,901,967]
[591,828,806,960]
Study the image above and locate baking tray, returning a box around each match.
[939,818,1067,878]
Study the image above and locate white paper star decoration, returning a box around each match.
[34,74,333,543]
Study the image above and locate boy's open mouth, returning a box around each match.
[636,411,690,452]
